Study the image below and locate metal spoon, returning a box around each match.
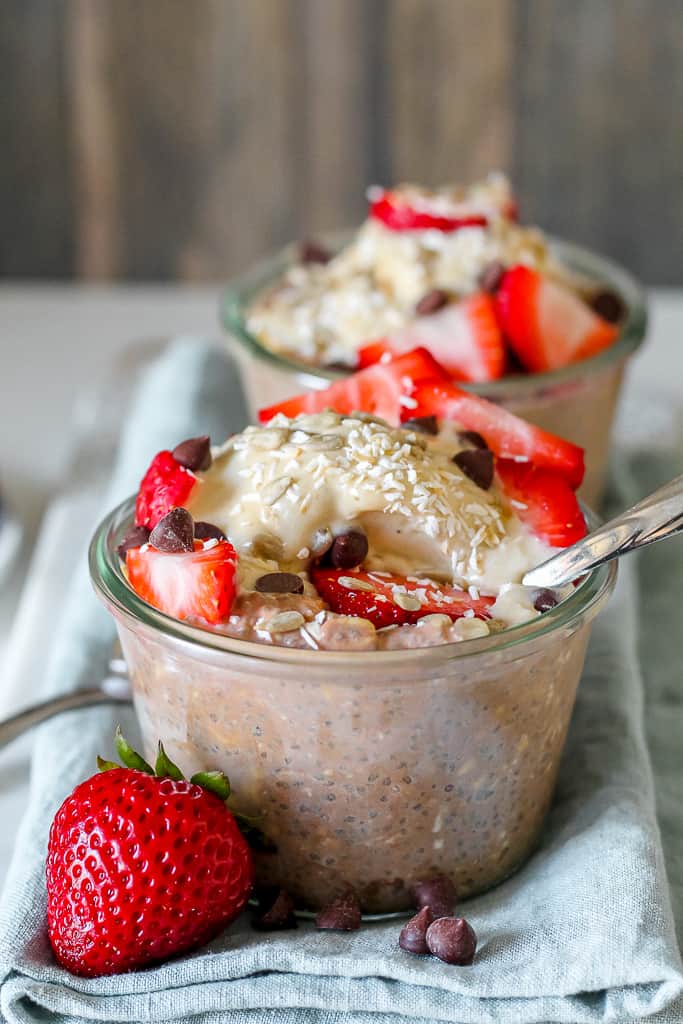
[523,473,683,589]
[0,655,132,750]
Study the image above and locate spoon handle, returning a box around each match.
[0,688,132,751]
[523,473,683,589]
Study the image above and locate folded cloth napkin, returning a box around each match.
[1,337,682,1024]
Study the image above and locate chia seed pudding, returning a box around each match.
[117,612,592,912]
[91,396,616,912]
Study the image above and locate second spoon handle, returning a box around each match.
[523,473,683,589]
[0,689,132,751]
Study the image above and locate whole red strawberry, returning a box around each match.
[46,729,253,976]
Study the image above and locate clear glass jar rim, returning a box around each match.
[90,497,617,669]
[220,233,648,397]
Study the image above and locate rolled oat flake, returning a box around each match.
[261,610,305,634]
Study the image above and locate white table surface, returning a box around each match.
[0,284,681,888]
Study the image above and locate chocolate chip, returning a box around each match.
[425,916,477,966]
[415,288,449,316]
[300,240,332,265]
[117,525,150,559]
[252,887,298,931]
[399,906,434,955]
[412,874,457,919]
[590,288,625,324]
[254,572,304,595]
[403,415,439,436]
[194,521,226,542]
[533,588,559,613]
[456,430,488,450]
[478,260,505,294]
[452,449,494,491]
[328,530,369,570]
[315,891,362,931]
[172,435,212,472]
[149,508,194,553]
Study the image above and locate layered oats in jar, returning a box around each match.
[223,173,646,504]
[91,357,615,912]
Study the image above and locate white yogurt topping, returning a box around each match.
[185,413,559,626]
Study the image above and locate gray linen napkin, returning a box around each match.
[1,337,682,1024]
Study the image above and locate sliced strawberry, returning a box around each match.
[358,294,506,383]
[369,189,490,233]
[496,265,619,373]
[356,338,393,370]
[310,567,493,629]
[496,459,586,547]
[258,348,449,425]
[409,379,585,488]
[126,539,237,625]
[135,451,198,530]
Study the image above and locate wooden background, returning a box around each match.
[1,0,682,284]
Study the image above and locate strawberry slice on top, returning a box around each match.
[496,459,586,547]
[126,539,237,625]
[358,293,506,383]
[496,265,619,373]
[135,450,198,529]
[409,379,585,489]
[258,347,448,425]
[311,567,493,630]
[369,189,490,233]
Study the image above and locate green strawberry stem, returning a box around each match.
[97,729,272,852]
[190,770,231,801]
[155,742,184,780]
[114,725,153,774]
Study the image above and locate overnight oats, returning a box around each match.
[222,173,646,503]
[90,359,616,912]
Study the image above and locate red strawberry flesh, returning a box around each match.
[496,265,619,373]
[409,379,585,489]
[135,450,198,530]
[496,459,587,547]
[126,539,237,624]
[311,567,493,630]
[358,293,506,383]
[369,190,489,233]
[258,347,448,425]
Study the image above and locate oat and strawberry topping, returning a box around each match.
[186,411,507,582]
[121,352,586,650]
[246,173,622,377]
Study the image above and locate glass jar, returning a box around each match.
[221,235,647,506]
[91,498,616,913]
